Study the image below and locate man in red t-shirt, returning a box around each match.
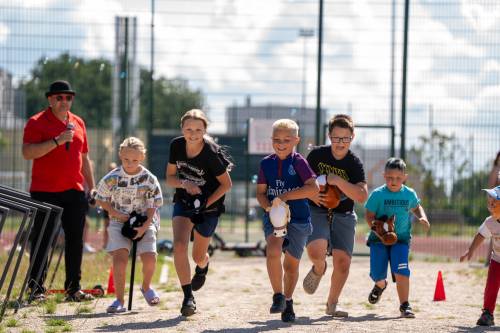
[23,80,95,302]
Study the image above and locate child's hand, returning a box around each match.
[326,173,341,186]
[112,210,129,222]
[310,191,322,206]
[460,249,472,262]
[419,218,430,233]
[133,224,148,240]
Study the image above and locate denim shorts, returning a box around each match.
[263,216,312,260]
[369,242,410,281]
[106,221,157,255]
[172,202,219,238]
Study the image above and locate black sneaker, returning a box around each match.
[368,281,387,304]
[399,302,415,318]
[64,290,94,302]
[180,296,196,317]
[477,309,494,326]
[191,263,209,291]
[270,293,286,314]
[281,299,295,322]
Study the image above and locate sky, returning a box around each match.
[0,0,499,169]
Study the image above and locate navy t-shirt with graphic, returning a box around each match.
[257,152,316,224]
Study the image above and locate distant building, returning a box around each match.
[226,96,327,153]
[0,68,25,129]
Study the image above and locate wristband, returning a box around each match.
[52,137,59,146]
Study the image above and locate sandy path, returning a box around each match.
[9,253,495,333]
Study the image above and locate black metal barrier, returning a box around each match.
[0,185,63,322]
[0,206,10,236]
[0,197,36,322]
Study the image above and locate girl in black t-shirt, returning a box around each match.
[165,109,232,317]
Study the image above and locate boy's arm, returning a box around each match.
[327,174,368,203]
[278,178,319,202]
[95,200,129,222]
[460,233,485,262]
[411,204,430,232]
[256,183,271,212]
[365,210,376,228]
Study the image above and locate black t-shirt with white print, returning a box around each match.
[169,136,228,211]
[307,145,366,213]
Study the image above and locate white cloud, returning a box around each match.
[0,23,9,44]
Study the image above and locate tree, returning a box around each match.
[19,54,204,130]
[139,70,204,129]
[19,53,112,128]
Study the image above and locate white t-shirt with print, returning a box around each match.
[95,166,163,227]
[478,216,500,263]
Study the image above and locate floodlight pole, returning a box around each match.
[400,0,410,160]
[315,0,324,145]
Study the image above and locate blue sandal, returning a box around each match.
[106,299,126,313]
[141,287,160,306]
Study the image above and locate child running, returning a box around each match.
[460,185,500,327]
[256,119,318,322]
[95,137,163,313]
[364,157,430,318]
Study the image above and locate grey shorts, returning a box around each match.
[106,221,158,255]
[307,206,357,257]
[263,218,312,260]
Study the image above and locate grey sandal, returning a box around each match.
[302,261,327,294]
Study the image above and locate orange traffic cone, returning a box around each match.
[433,270,446,301]
[107,266,115,294]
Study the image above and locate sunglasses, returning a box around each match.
[55,95,73,102]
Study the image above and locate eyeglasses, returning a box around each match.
[330,136,352,143]
[55,95,73,102]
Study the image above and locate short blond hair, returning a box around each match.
[272,119,299,137]
[119,137,146,154]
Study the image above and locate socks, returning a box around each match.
[182,284,193,299]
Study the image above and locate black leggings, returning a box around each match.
[29,189,86,294]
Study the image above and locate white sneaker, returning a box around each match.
[83,243,96,253]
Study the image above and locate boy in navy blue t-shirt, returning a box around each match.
[256,119,318,322]
[365,157,430,318]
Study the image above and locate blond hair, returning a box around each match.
[119,137,146,154]
[180,109,209,129]
[272,119,299,137]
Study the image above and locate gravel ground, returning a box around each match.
[5,252,498,333]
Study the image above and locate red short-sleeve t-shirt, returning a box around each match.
[23,108,89,192]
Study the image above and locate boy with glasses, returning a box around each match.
[302,114,368,317]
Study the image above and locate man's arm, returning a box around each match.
[22,128,72,160]
[81,153,95,190]
[22,140,58,160]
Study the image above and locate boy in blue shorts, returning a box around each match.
[256,119,318,322]
[365,157,430,318]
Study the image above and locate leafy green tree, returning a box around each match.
[19,53,112,128]
[19,54,204,130]
[139,70,204,129]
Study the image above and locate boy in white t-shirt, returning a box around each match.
[95,137,163,313]
[460,185,500,327]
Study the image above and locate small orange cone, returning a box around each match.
[433,270,446,301]
[107,266,115,294]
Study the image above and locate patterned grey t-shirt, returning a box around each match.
[95,166,163,226]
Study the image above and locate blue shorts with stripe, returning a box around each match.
[369,242,410,282]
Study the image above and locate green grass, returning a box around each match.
[21,330,36,333]
[46,319,66,327]
[74,305,93,315]
[5,318,18,327]
[44,299,57,314]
